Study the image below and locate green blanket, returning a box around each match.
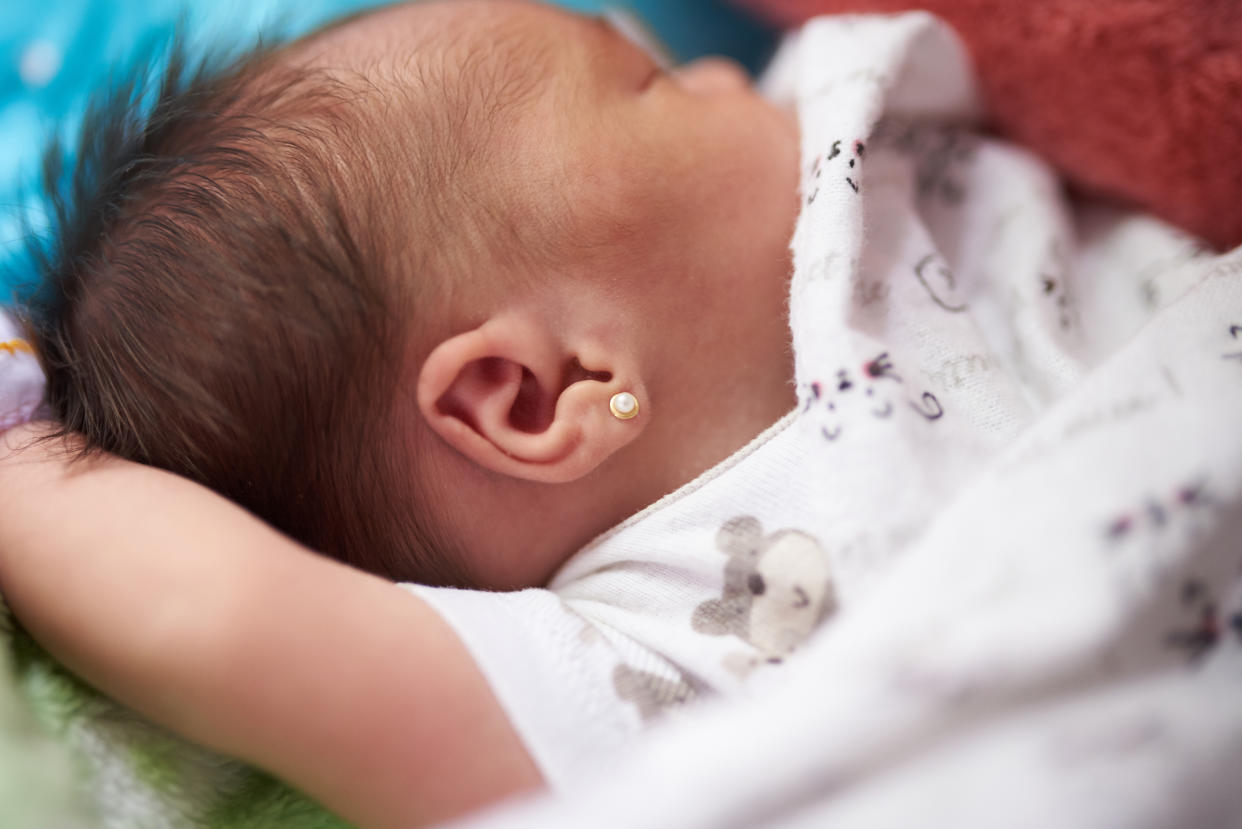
[0,598,350,828]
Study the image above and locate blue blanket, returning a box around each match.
[0,0,773,301]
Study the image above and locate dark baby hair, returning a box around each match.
[20,37,466,585]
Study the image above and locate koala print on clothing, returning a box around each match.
[692,516,835,677]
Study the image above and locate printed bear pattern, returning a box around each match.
[800,351,944,443]
[806,139,866,205]
[1101,478,1242,666]
[692,516,835,677]
[1103,480,1211,545]
[1163,577,1242,665]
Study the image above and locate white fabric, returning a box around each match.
[432,13,1242,826]
[0,309,44,432]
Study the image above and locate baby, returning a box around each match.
[5,0,1241,827]
[22,0,799,592]
[3,0,800,824]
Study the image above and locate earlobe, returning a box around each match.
[416,315,646,484]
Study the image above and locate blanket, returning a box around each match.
[0,595,96,827]
[734,0,1242,252]
[1,231,345,829]
[0,599,347,828]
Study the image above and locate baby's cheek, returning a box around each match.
[713,127,799,249]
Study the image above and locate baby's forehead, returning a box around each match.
[292,1,567,99]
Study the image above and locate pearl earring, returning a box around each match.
[609,392,639,420]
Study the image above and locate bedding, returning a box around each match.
[0,590,347,827]
[0,595,95,827]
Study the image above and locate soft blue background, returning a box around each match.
[0,0,775,300]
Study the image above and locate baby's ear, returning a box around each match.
[415,313,646,483]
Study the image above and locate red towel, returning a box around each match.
[736,0,1242,250]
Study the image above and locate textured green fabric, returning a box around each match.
[0,600,96,828]
[0,598,351,828]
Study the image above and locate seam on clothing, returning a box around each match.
[570,408,799,557]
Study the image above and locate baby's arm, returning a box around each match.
[0,424,540,828]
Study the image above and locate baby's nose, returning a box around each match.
[672,57,752,95]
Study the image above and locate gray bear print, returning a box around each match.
[692,516,836,676]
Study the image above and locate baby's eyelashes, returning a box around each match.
[639,65,666,93]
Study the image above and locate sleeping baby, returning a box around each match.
[2,0,1241,827]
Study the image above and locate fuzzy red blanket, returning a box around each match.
[737,0,1242,250]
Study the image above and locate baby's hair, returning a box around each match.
[21,35,467,586]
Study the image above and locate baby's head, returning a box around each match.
[25,0,799,589]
